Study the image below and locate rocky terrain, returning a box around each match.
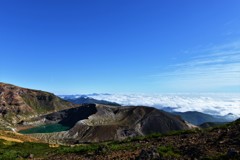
[0,83,75,129]
[0,82,192,144]
[0,82,239,159]
[0,118,239,159]
[47,119,240,160]
[25,104,192,144]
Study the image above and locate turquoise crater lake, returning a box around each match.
[19,123,70,134]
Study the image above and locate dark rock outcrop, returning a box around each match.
[136,148,160,160]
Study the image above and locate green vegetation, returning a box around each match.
[157,145,181,158]
[207,119,239,132]
[9,124,202,159]
[0,139,56,159]
[166,128,201,136]
[107,142,140,151]
[58,141,141,155]
[0,120,238,159]
[206,153,240,160]
[59,144,100,154]
[124,133,162,142]
[20,92,73,115]
[21,94,55,113]
[124,129,200,143]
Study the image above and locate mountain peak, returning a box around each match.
[0,83,75,128]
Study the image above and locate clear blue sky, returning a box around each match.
[0,0,240,94]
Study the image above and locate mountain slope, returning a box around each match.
[1,119,239,159]
[172,111,230,125]
[25,104,192,143]
[46,119,240,160]
[0,130,40,143]
[0,83,193,143]
[68,105,192,142]
[0,82,75,128]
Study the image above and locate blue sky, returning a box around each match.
[0,0,240,94]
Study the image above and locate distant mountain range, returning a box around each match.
[1,82,240,159]
[62,93,240,121]
[172,111,232,125]
[62,95,121,106]
[59,93,112,100]
[61,94,237,126]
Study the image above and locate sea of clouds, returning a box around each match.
[85,93,240,118]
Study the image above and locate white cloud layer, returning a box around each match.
[88,93,240,117]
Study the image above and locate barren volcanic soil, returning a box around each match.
[48,119,240,160]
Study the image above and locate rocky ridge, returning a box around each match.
[0,83,193,144]
[0,82,75,129]
[48,119,240,160]
[24,104,192,144]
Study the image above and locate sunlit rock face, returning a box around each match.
[0,82,75,129]
[25,104,191,144]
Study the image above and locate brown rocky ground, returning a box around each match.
[47,119,240,160]
[0,82,75,127]
[21,104,192,144]
[1,83,192,144]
